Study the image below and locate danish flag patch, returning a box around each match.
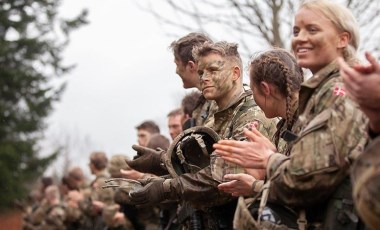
[247,120,260,130]
[332,85,346,97]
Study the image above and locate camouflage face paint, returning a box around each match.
[198,53,235,102]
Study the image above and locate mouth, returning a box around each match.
[296,47,313,54]
[202,86,213,92]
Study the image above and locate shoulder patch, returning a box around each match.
[332,84,346,97]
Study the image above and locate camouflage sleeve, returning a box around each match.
[267,79,368,207]
[93,177,114,205]
[29,201,49,224]
[211,105,277,182]
[45,206,66,230]
[231,105,277,141]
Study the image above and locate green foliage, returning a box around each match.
[0,0,88,210]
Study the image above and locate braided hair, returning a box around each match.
[249,48,303,147]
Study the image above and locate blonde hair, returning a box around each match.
[300,0,359,61]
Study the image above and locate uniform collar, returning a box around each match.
[301,61,339,90]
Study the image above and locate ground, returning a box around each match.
[0,210,23,230]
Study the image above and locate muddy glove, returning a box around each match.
[129,179,171,206]
[126,145,168,176]
[114,189,133,205]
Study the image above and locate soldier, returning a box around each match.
[214,0,368,229]
[104,154,134,230]
[117,134,168,229]
[28,185,66,230]
[79,151,113,230]
[216,48,303,199]
[170,32,217,126]
[128,41,277,229]
[125,33,216,177]
[167,108,183,140]
[339,52,380,228]
[124,34,216,230]
[136,120,160,147]
[145,133,170,150]
[180,90,202,128]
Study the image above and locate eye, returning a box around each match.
[198,70,204,77]
[309,26,318,33]
[293,28,299,37]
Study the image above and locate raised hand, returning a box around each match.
[213,128,275,169]
[126,145,168,176]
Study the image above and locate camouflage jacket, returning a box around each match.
[266,61,368,208]
[29,200,66,230]
[192,94,217,126]
[90,169,113,204]
[169,87,277,208]
[79,170,113,216]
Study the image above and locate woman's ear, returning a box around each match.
[337,31,350,49]
[260,81,271,96]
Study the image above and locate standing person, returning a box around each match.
[122,120,162,180]
[28,185,66,230]
[217,48,303,198]
[170,32,217,126]
[135,120,160,147]
[126,32,216,176]
[214,0,368,229]
[167,108,183,140]
[180,90,202,128]
[339,52,380,229]
[79,151,113,230]
[128,41,277,229]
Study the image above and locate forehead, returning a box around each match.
[294,7,332,26]
[137,129,150,136]
[198,53,225,67]
[169,114,182,122]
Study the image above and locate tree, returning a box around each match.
[0,0,88,210]
[137,0,380,58]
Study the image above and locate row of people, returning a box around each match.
[119,0,379,229]
[24,0,380,228]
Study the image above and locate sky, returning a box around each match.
[41,0,272,177]
[43,0,189,175]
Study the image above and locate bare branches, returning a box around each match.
[137,0,380,58]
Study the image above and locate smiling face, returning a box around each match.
[197,53,236,106]
[291,7,348,74]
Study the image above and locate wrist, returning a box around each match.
[251,180,264,193]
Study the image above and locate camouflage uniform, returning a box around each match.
[261,62,368,228]
[192,94,217,126]
[80,169,114,230]
[27,200,66,230]
[351,135,380,229]
[166,87,277,229]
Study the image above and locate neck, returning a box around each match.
[217,83,244,110]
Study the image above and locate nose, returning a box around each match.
[199,72,211,82]
[294,29,308,42]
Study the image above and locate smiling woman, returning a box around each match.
[212,0,369,229]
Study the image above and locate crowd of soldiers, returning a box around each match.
[21,0,380,229]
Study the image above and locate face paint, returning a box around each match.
[198,53,235,104]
